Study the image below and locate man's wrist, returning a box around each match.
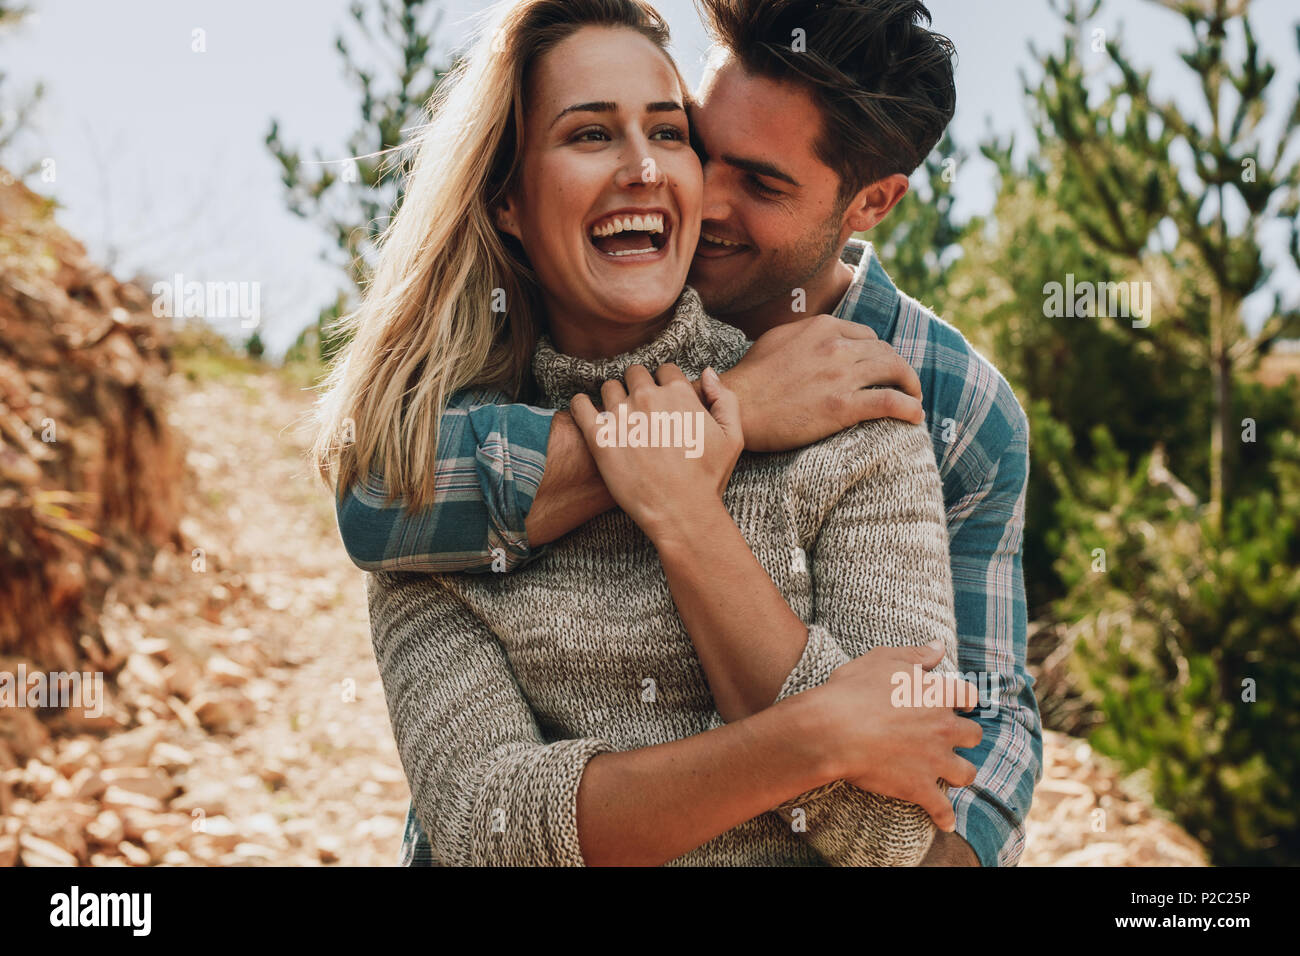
[920,829,980,866]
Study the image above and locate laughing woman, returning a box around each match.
[313,0,969,866]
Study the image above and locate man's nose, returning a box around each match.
[700,160,731,222]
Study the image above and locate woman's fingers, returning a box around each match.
[569,393,601,441]
[625,364,655,393]
[942,754,980,790]
[600,377,627,410]
[653,362,688,387]
[700,367,743,445]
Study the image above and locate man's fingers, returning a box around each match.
[914,784,957,832]
[942,754,979,789]
[853,387,924,425]
[826,316,877,340]
[625,364,654,393]
[855,347,922,399]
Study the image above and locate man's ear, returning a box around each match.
[494,195,523,241]
[842,173,910,236]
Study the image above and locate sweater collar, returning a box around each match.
[532,286,748,409]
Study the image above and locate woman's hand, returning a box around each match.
[570,363,743,541]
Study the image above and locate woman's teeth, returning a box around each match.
[589,212,668,258]
[591,213,665,238]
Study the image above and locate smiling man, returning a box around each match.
[336,0,1041,868]
[679,0,1042,867]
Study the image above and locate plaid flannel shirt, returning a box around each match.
[339,238,1043,867]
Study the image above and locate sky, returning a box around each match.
[2,0,1297,356]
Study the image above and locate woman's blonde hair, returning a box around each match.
[312,0,675,509]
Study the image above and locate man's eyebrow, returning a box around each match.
[551,100,685,127]
[721,154,801,188]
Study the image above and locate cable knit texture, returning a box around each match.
[367,286,958,866]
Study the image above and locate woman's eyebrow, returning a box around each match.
[551,100,684,128]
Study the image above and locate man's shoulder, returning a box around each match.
[894,287,1024,478]
[841,242,1026,451]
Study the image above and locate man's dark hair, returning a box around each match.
[697,0,956,205]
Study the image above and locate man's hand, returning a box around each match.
[920,830,980,866]
[808,641,981,832]
[722,313,924,452]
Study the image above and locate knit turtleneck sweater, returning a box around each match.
[367,287,958,866]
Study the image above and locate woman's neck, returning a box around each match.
[542,296,677,360]
[531,287,750,411]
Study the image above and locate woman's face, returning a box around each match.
[497,26,702,354]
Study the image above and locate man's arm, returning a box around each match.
[941,411,1043,868]
[336,316,924,574]
[335,387,556,573]
[520,410,613,546]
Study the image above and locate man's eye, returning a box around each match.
[748,175,782,198]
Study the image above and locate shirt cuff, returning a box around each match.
[952,785,1017,867]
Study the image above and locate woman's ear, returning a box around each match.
[494,196,523,241]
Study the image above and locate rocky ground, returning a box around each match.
[0,365,1208,867]
[1,369,408,865]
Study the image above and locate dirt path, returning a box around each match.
[154,369,411,865]
[2,366,409,867]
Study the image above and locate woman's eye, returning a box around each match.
[651,125,687,142]
[572,127,610,143]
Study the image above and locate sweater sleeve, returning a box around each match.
[366,570,617,866]
[766,418,959,866]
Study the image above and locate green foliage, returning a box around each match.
[948,0,1300,863]
[1050,425,1300,864]
[865,132,966,315]
[1028,0,1300,520]
[0,2,45,174]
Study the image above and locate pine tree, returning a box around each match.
[0,3,45,175]
[266,0,453,360]
[1031,0,1300,528]
[997,0,1300,864]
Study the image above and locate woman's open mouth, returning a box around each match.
[587,209,672,262]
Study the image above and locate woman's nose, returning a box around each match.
[614,140,662,189]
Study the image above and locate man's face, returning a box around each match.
[687,53,850,318]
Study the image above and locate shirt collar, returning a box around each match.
[833,238,901,339]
